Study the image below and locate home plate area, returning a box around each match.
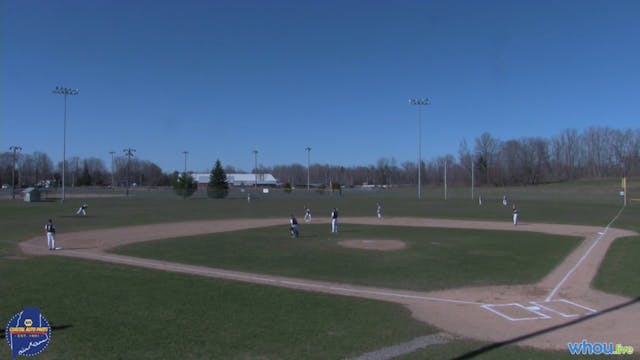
[482,299,597,321]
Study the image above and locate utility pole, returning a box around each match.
[305,147,311,191]
[109,151,116,188]
[409,98,431,200]
[444,158,448,200]
[123,148,136,197]
[52,86,79,203]
[182,151,189,175]
[471,159,475,200]
[182,150,189,199]
[252,150,258,187]
[9,146,22,200]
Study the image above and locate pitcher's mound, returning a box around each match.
[338,239,407,251]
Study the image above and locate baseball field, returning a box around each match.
[2,179,639,359]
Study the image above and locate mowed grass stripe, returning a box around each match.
[113,224,582,291]
[0,257,436,359]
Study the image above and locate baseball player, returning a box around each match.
[512,204,519,226]
[502,195,508,207]
[290,215,299,238]
[376,203,383,219]
[76,203,88,216]
[331,208,339,233]
[45,219,56,250]
[304,206,312,223]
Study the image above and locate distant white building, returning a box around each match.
[191,173,278,188]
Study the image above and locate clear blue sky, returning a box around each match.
[2,0,639,173]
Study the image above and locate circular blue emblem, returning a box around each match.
[5,308,51,358]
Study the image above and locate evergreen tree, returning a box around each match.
[208,159,229,198]
[173,172,197,198]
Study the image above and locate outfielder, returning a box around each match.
[376,203,383,219]
[45,219,56,250]
[512,204,519,225]
[331,208,339,233]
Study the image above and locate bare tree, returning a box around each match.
[475,132,500,185]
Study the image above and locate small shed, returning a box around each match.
[22,187,41,202]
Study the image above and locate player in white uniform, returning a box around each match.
[376,203,383,219]
[512,204,519,225]
[45,219,56,250]
[331,208,338,233]
[304,206,312,223]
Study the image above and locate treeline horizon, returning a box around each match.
[2,126,639,189]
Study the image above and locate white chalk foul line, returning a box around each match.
[545,206,626,302]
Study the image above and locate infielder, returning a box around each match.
[76,203,88,216]
[512,204,519,225]
[45,219,56,250]
[290,215,299,238]
[376,203,383,219]
[331,208,339,233]
[304,206,312,223]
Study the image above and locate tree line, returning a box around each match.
[270,127,640,187]
[0,153,172,189]
[2,127,639,189]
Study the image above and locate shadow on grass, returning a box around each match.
[452,297,640,360]
[0,324,73,339]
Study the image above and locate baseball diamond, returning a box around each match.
[18,215,639,351]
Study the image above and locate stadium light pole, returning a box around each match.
[409,98,430,200]
[109,151,116,188]
[53,86,79,203]
[123,148,136,197]
[9,146,22,200]
[252,150,258,187]
[305,147,311,191]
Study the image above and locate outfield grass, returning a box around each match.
[0,180,631,258]
[113,224,582,291]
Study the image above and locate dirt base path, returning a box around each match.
[19,217,639,350]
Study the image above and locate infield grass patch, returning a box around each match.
[113,224,582,291]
